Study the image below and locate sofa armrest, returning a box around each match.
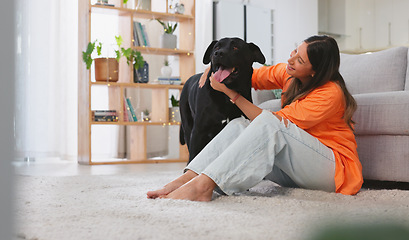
[353,91,409,135]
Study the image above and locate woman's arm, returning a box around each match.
[209,73,287,124]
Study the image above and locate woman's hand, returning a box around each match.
[209,73,230,94]
[199,67,210,88]
[199,67,235,98]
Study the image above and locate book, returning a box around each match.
[123,98,129,122]
[126,98,138,122]
[93,115,118,122]
[92,110,118,122]
[138,22,150,47]
[141,24,150,47]
[134,21,145,47]
[137,22,147,46]
[158,77,182,85]
[95,3,115,7]
[133,21,150,47]
[133,22,140,46]
[124,97,134,121]
[92,110,117,116]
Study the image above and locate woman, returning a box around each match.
[147,35,363,201]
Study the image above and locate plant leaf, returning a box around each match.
[96,42,102,56]
[115,35,123,48]
[170,95,179,107]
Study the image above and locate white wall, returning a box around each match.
[195,0,214,73]
[274,0,318,63]
[195,0,318,69]
[319,0,409,53]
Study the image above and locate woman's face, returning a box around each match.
[286,42,315,84]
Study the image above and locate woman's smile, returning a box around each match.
[286,64,295,71]
[285,42,315,82]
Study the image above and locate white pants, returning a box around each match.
[185,110,336,195]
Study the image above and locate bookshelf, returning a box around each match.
[78,0,195,165]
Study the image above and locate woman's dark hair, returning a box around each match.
[282,35,357,130]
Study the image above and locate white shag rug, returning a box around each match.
[15,168,409,240]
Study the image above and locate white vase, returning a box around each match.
[160,33,177,49]
[161,65,172,77]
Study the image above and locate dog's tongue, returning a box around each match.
[214,68,234,82]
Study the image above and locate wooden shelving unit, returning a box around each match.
[78,0,195,165]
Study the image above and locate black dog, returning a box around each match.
[179,37,266,164]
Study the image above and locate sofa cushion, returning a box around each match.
[340,47,408,95]
[258,98,281,112]
[258,91,409,136]
[353,91,409,135]
[251,89,276,106]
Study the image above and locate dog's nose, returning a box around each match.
[214,50,224,58]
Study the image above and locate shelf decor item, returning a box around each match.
[82,39,119,82]
[158,76,181,85]
[157,19,178,49]
[124,0,151,10]
[134,61,149,83]
[96,0,114,6]
[161,58,172,77]
[169,95,181,122]
[94,58,119,82]
[141,109,151,122]
[82,35,144,82]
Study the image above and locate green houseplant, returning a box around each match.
[157,19,178,49]
[169,95,180,122]
[170,95,179,107]
[82,35,144,82]
[82,39,120,82]
[157,19,178,34]
[115,35,145,71]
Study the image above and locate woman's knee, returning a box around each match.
[251,110,284,130]
[226,116,250,131]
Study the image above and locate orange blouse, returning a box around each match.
[252,63,363,195]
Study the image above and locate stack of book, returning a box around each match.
[92,110,118,122]
[133,21,150,47]
[158,77,182,85]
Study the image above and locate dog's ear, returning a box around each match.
[203,40,218,64]
[248,43,266,64]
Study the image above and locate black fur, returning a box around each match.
[180,37,265,164]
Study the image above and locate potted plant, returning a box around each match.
[115,35,146,83]
[169,95,181,122]
[161,57,172,77]
[82,38,120,82]
[141,109,151,122]
[157,19,178,49]
[82,35,144,82]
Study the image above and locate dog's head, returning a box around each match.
[203,38,265,85]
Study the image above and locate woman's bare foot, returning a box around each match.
[147,170,198,199]
[163,174,216,202]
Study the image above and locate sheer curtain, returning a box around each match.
[13,0,213,162]
[15,0,78,161]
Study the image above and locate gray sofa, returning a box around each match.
[252,46,409,183]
